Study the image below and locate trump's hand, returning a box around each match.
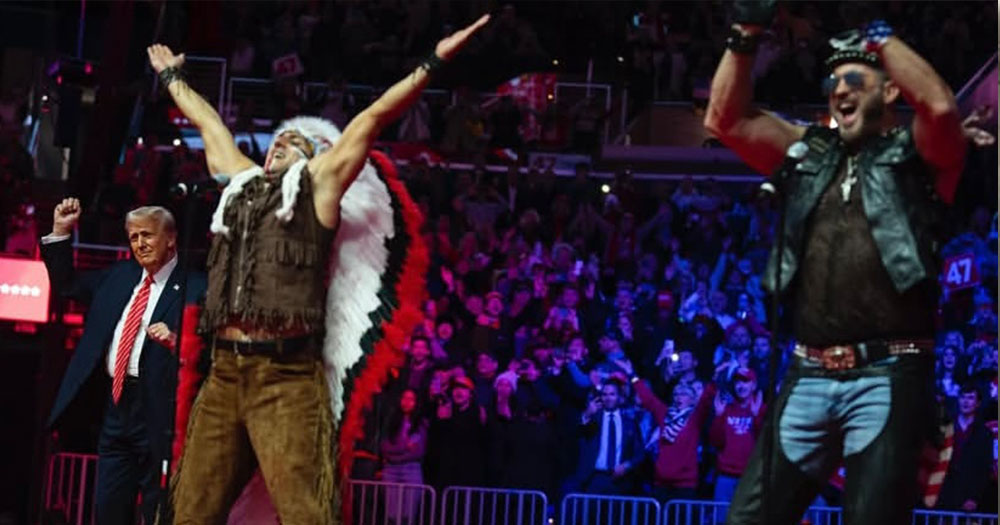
[146,322,177,350]
[52,198,82,237]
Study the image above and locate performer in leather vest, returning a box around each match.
[703,2,965,524]
[146,14,490,525]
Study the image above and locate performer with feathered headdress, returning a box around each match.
[147,13,490,524]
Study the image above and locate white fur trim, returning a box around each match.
[322,160,394,425]
[209,165,265,237]
[274,159,307,223]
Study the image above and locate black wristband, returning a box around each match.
[726,28,762,54]
[158,66,185,87]
[418,52,445,75]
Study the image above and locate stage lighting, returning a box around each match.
[601,184,610,193]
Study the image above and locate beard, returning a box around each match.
[838,96,885,146]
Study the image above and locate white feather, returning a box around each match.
[322,161,394,425]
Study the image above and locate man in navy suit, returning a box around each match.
[41,198,205,525]
[574,381,645,496]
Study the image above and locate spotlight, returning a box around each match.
[616,56,624,63]
[41,95,48,102]
[600,184,610,194]
[137,137,144,146]
[552,59,559,66]
[671,353,679,362]
[172,138,182,147]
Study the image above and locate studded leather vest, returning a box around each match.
[763,125,944,296]
[200,166,334,334]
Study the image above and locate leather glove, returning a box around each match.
[732,0,778,28]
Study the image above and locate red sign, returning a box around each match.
[271,53,304,79]
[0,257,50,323]
[942,253,980,292]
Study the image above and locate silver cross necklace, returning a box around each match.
[840,155,859,203]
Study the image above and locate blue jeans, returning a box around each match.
[713,473,741,503]
[727,356,934,525]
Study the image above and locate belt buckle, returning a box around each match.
[821,346,856,370]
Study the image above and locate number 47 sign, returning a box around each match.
[942,253,980,292]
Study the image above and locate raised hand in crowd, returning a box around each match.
[714,391,728,417]
[962,105,996,147]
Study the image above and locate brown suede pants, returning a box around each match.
[170,344,339,524]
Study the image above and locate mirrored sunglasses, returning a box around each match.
[822,71,867,96]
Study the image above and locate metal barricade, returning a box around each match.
[560,493,660,525]
[663,500,1000,525]
[440,486,548,525]
[912,509,999,525]
[663,500,844,525]
[42,452,98,525]
[662,499,729,525]
[348,479,436,525]
[799,506,843,525]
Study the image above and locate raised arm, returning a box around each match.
[875,35,965,203]
[307,14,490,221]
[147,45,255,176]
[703,3,804,175]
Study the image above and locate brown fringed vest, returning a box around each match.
[200,167,335,334]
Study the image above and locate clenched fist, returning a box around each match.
[147,44,185,74]
[146,322,177,350]
[52,198,81,237]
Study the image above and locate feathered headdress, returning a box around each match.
[209,116,343,237]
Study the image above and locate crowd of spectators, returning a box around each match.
[342,139,998,515]
[151,1,998,156]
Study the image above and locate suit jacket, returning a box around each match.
[937,418,994,510]
[41,239,206,461]
[575,408,644,483]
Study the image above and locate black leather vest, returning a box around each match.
[763,125,943,295]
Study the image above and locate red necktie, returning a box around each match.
[112,275,154,404]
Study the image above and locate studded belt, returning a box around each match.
[793,339,933,370]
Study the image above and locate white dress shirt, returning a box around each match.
[105,256,178,378]
[595,409,623,470]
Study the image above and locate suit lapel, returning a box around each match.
[149,265,183,324]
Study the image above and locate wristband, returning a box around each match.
[726,27,762,55]
[158,66,185,87]
[863,19,893,52]
[418,52,445,75]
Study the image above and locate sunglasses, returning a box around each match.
[822,71,867,96]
